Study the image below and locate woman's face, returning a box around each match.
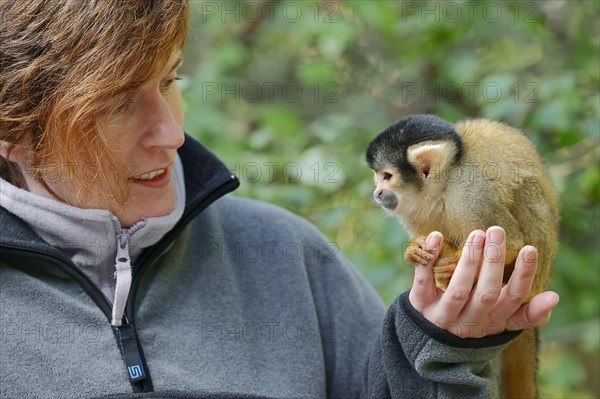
[25,52,185,228]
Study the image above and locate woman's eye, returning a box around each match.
[161,76,181,90]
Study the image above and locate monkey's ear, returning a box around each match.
[406,141,457,179]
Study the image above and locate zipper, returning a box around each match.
[0,173,240,393]
[112,317,153,393]
[0,245,150,393]
[112,234,133,326]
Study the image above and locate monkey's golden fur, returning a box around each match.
[384,119,558,398]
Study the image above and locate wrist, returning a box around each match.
[400,291,521,348]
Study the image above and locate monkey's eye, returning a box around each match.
[383,172,393,181]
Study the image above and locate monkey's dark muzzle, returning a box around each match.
[373,188,398,210]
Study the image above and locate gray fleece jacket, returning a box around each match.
[0,135,519,398]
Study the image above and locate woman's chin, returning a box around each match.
[114,193,175,228]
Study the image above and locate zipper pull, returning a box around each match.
[112,322,147,384]
[112,234,132,327]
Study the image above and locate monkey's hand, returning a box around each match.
[405,236,434,266]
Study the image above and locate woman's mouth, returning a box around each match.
[133,169,166,180]
[129,166,171,188]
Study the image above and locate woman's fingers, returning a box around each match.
[490,245,538,325]
[437,230,486,322]
[409,231,443,312]
[461,227,506,319]
[505,291,560,331]
[409,227,560,338]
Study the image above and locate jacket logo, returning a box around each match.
[128,365,143,380]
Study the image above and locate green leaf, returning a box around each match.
[297,59,338,85]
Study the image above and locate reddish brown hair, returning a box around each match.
[0,0,189,202]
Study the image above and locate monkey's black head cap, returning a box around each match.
[365,114,463,172]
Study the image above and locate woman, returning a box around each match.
[0,1,558,398]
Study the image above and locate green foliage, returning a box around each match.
[182,1,600,396]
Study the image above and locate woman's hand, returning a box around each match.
[408,226,559,338]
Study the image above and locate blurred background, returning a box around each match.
[181,1,599,397]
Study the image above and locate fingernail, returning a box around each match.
[488,226,505,244]
[544,292,560,324]
[549,291,560,306]
[426,232,442,255]
[471,230,486,247]
[522,245,538,263]
[426,231,442,246]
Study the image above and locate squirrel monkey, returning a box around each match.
[365,114,559,399]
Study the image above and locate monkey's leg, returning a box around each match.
[500,327,539,399]
[432,247,460,291]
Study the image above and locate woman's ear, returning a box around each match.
[0,140,29,162]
